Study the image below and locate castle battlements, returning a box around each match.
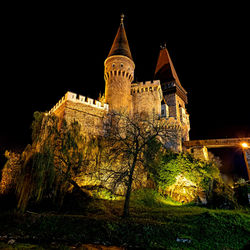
[44,15,190,153]
[131,80,161,95]
[48,91,109,115]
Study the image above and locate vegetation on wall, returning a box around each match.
[146,146,227,204]
[0,111,249,249]
[0,111,247,215]
[13,112,91,212]
[99,111,179,217]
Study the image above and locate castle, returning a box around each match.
[48,15,190,151]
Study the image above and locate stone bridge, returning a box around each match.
[183,138,250,180]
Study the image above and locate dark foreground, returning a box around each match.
[0,200,249,249]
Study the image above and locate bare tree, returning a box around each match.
[101,111,177,217]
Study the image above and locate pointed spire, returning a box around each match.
[155,44,188,104]
[120,13,124,24]
[155,44,181,87]
[107,14,133,60]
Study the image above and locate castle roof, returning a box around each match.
[107,14,133,61]
[154,46,188,104]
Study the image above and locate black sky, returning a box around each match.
[1,3,250,175]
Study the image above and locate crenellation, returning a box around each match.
[131,80,161,96]
[49,91,109,115]
[87,98,94,105]
[46,16,190,154]
[35,15,195,199]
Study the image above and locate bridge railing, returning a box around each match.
[183,138,250,148]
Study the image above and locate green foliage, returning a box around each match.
[0,151,22,195]
[131,188,181,207]
[31,111,44,143]
[160,152,220,189]
[146,150,221,202]
[16,145,59,212]
[0,205,249,249]
[16,112,87,212]
[91,188,123,201]
[234,180,250,206]
[102,111,174,217]
[207,179,238,209]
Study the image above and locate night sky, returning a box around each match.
[1,3,249,178]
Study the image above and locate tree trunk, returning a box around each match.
[68,178,83,192]
[122,156,137,218]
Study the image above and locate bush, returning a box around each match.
[0,151,22,195]
[147,151,221,203]
[131,188,181,207]
[207,180,238,209]
[91,187,123,201]
[234,181,249,206]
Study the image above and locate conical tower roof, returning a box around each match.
[155,45,188,104]
[154,45,182,87]
[107,14,133,61]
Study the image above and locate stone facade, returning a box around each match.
[49,91,108,137]
[104,55,134,112]
[47,17,190,152]
[244,149,250,179]
[131,80,162,117]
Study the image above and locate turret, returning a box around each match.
[154,44,190,142]
[131,80,163,117]
[104,14,135,112]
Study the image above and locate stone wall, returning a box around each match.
[63,101,106,136]
[163,93,190,142]
[164,93,177,118]
[131,80,162,117]
[244,149,250,180]
[49,91,108,137]
[192,146,209,161]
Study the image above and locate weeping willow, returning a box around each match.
[16,144,60,211]
[16,112,87,212]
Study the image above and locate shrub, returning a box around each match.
[0,151,22,195]
[147,151,221,203]
[91,187,123,201]
[234,180,249,206]
[131,188,181,207]
[207,179,238,209]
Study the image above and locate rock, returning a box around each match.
[176,238,191,243]
[79,244,125,250]
[2,235,8,240]
[8,239,16,245]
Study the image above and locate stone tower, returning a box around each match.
[104,14,135,112]
[154,45,190,142]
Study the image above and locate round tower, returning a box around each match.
[104,14,135,112]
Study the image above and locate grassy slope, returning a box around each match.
[0,199,249,249]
